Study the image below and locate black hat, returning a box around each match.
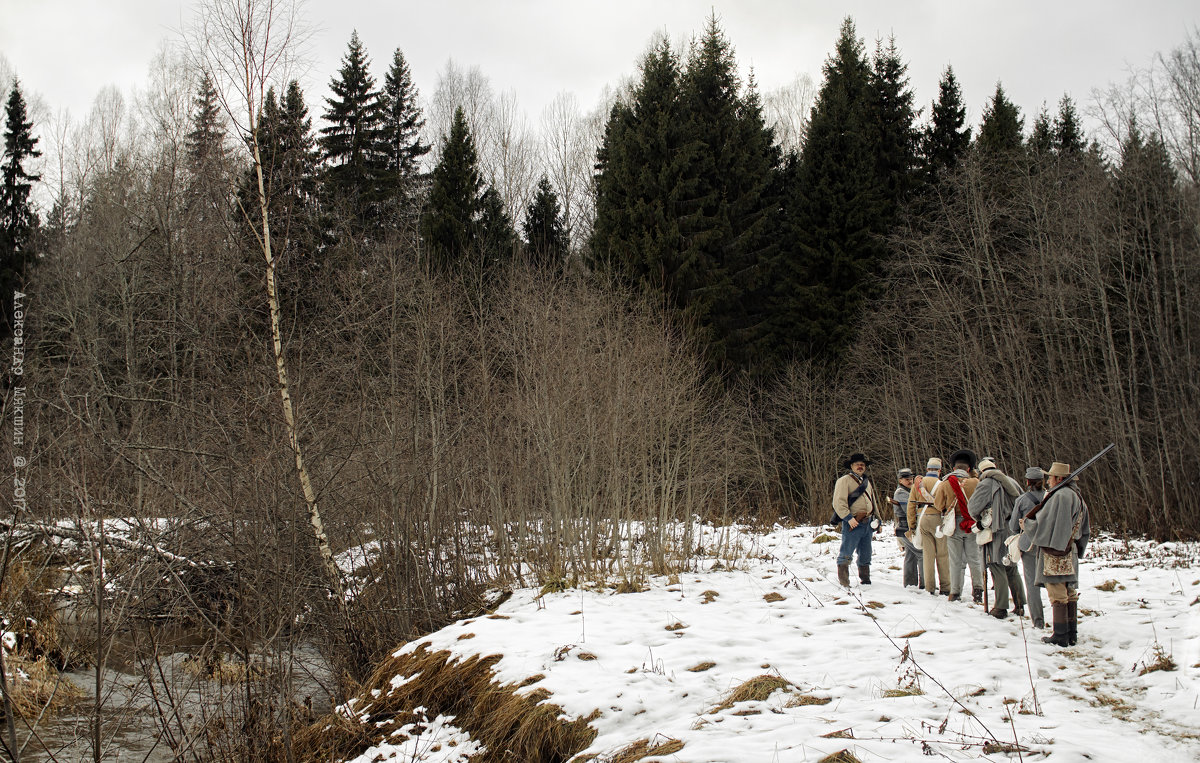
[843,452,872,469]
[897,467,914,479]
[948,448,978,470]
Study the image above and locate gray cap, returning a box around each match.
[1025,466,1045,481]
[897,468,914,479]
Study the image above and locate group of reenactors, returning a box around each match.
[831,449,1090,647]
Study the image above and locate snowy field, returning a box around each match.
[336,524,1200,762]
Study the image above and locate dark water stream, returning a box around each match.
[12,621,334,763]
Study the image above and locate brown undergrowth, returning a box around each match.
[294,643,598,762]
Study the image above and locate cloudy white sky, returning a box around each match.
[1,0,1197,138]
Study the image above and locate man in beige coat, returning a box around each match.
[832,453,881,587]
[910,457,950,596]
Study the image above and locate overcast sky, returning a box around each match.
[2,0,1197,138]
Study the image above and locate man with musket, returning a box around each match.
[1021,461,1092,646]
[968,458,1026,619]
[832,452,881,587]
[1009,466,1047,628]
[933,448,984,602]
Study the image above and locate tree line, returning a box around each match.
[0,9,1197,758]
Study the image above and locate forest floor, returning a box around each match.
[328,524,1200,762]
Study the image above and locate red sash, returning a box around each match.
[946,475,976,533]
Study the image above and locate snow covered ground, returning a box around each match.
[337,524,1200,762]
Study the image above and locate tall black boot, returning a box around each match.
[858,565,871,585]
[837,564,851,588]
[972,587,983,604]
[1042,602,1070,646]
[1067,600,1078,646]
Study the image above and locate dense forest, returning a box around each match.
[0,4,1197,760]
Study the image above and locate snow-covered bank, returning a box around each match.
[331,524,1200,762]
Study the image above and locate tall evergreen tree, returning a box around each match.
[868,36,919,218]
[976,83,1024,156]
[477,185,516,266]
[1053,94,1086,157]
[776,17,881,359]
[920,66,971,184]
[591,37,689,296]
[186,73,227,173]
[422,106,482,267]
[1028,106,1054,156]
[522,175,568,269]
[378,47,430,214]
[320,31,385,218]
[1,81,41,338]
[676,16,781,368]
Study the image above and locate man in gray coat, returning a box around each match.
[968,458,1025,619]
[1022,461,1091,647]
[1009,467,1047,628]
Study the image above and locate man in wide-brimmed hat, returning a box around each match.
[968,458,1026,618]
[831,453,881,587]
[1010,466,1048,628]
[933,448,984,602]
[1022,461,1091,646]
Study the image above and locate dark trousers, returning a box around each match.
[837,520,873,567]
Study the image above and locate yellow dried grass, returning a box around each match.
[711,674,794,712]
[294,644,597,762]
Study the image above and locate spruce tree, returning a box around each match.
[867,36,919,219]
[320,31,385,219]
[976,83,1024,156]
[477,185,516,266]
[378,47,430,215]
[591,37,689,297]
[186,73,227,173]
[1053,94,1086,157]
[1028,107,1054,156]
[920,66,971,183]
[522,175,568,269]
[776,17,881,360]
[1,81,41,338]
[422,106,482,268]
[676,17,781,369]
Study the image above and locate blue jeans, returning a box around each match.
[837,519,873,567]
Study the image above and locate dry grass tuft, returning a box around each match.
[457,632,476,640]
[812,534,837,544]
[983,742,1026,754]
[898,630,925,638]
[665,622,687,631]
[865,601,884,609]
[881,687,925,698]
[687,661,716,672]
[607,736,685,762]
[294,644,597,763]
[763,592,785,603]
[785,694,832,707]
[1095,579,1125,592]
[818,749,861,762]
[820,728,855,739]
[577,652,598,661]
[1137,644,1177,675]
[712,674,794,712]
[614,580,646,594]
[0,655,84,719]
[700,590,720,604]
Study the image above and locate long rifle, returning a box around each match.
[1023,443,1115,521]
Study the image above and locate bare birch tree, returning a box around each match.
[188,0,343,602]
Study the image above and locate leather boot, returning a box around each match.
[1042,602,1071,646]
[947,593,961,602]
[1067,600,1078,646]
[858,565,871,585]
[972,587,983,604]
[837,564,850,588]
